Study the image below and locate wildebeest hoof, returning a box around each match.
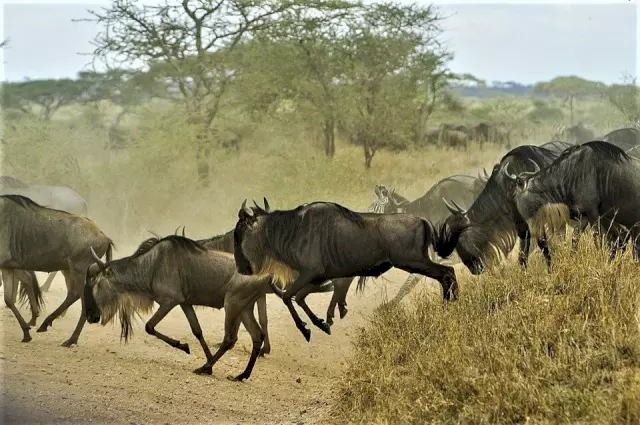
[259,346,271,357]
[193,365,213,375]
[21,333,32,343]
[299,326,311,342]
[36,323,50,333]
[27,319,37,327]
[178,342,190,354]
[60,339,76,348]
[320,322,331,335]
[227,373,249,382]
[338,306,348,319]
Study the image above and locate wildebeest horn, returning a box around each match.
[240,199,253,217]
[442,197,467,216]
[527,158,541,174]
[252,199,266,215]
[263,197,271,212]
[181,226,186,237]
[174,226,180,236]
[483,168,489,179]
[90,246,106,272]
[503,162,517,180]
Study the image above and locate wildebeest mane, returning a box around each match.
[198,230,234,252]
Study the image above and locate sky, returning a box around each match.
[0,0,638,85]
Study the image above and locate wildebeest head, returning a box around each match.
[234,198,275,275]
[84,245,155,341]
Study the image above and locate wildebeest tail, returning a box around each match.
[18,271,45,311]
[355,276,369,295]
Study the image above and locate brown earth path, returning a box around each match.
[1,267,443,425]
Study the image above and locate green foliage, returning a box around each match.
[533,76,606,125]
[604,76,640,124]
[527,99,565,123]
[2,78,89,120]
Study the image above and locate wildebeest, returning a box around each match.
[368,175,487,303]
[602,127,640,157]
[436,145,567,274]
[195,221,351,354]
[233,200,457,341]
[438,124,468,150]
[84,235,272,382]
[510,141,640,258]
[552,123,595,144]
[0,194,113,345]
[1,175,89,295]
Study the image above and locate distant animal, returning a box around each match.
[552,123,595,144]
[233,199,457,342]
[470,122,490,143]
[539,140,574,153]
[84,235,273,382]
[368,175,487,303]
[439,125,468,150]
[436,145,568,275]
[0,194,112,345]
[602,127,640,157]
[0,175,89,296]
[511,141,640,259]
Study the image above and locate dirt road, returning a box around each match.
[1,268,440,424]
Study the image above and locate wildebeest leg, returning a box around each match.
[389,274,422,305]
[326,277,354,326]
[144,302,189,354]
[40,271,58,292]
[228,309,265,382]
[60,271,90,347]
[24,273,41,326]
[398,261,458,301]
[37,293,80,333]
[293,284,332,335]
[181,304,211,359]
[269,275,313,342]
[537,237,552,271]
[256,295,271,356]
[517,228,532,269]
[2,269,33,342]
[194,307,242,375]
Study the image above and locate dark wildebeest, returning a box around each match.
[195,222,351,353]
[471,122,490,143]
[510,141,640,259]
[602,127,640,158]
[84,235,273,382]
[436,145,568,274]
[0,175,89,295]
[368,175,487,303]
[233,200,457,341]
[0,195,113,344]
[552,123,595,144]
[439,124,468,150]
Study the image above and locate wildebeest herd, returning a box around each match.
[2,126,640,382]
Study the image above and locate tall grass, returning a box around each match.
[331,236,640,424]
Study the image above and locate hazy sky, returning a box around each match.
[0,0,638,84]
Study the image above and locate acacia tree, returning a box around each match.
[340,2,451,168]
[83,0,321,186]
[604,74,640,125]
[533,76,605,125]
[3,78,88,120]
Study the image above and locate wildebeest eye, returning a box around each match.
[105,269,113,277]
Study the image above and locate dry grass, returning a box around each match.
[331,236,640,424]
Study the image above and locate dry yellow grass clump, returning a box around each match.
[332,236,640,424]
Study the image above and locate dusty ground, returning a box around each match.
[0,267,442,425]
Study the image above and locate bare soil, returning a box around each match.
[1,268,438,425]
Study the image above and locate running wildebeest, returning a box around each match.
[436,145,568,274]
[194,216,352,354]
[0,194,112,344]
[510,141,640,259]
[1,175,89,295]
[602,127,640,158]
[84,235,273,382]
[233,199,457,341]
[368,174,487,304]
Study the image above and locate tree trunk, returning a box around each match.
[569,96,574,126]
[323,117,336,158]
[363,138,376,169]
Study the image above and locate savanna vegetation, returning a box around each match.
[2,0,640,422]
